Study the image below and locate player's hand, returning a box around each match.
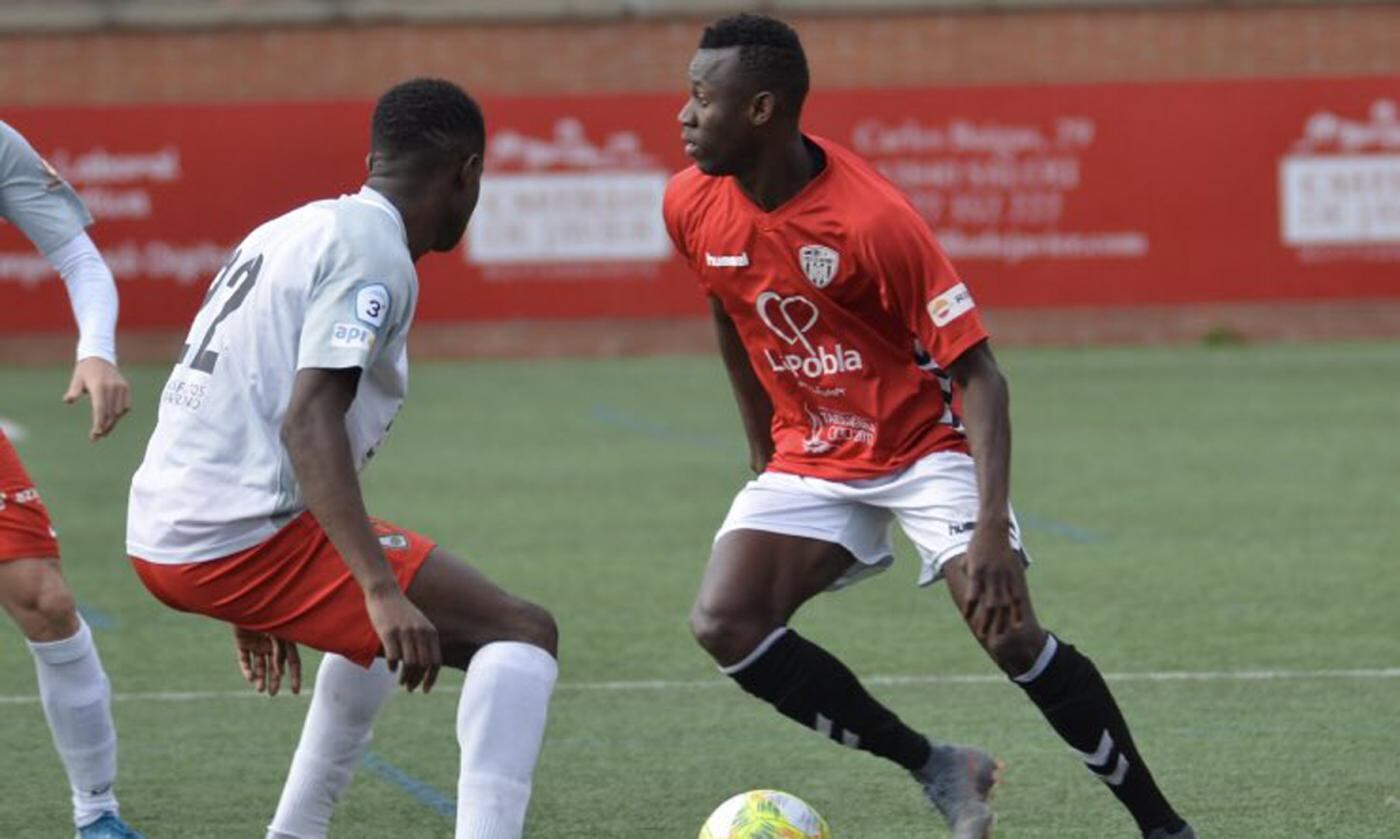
[960,522,1026,641]
[234,626,302,696]
[366,587,441,694]
[63,357,130,440]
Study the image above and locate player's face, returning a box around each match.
[680,48,762,176]
[432,152,483,253]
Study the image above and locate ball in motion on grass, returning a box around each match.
[699,789,831,839]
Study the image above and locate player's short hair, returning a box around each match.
[699,13,809,115]
[371,78,485,170]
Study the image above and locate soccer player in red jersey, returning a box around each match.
[664,15,1195,839]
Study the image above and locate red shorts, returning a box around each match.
[130,512,436,666]
[0,430,60,562]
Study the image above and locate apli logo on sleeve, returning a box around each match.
[927,282,975,327]
[355,283,390,328]
[330,322,375,351]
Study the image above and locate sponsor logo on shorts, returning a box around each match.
[949,521,977,536]
[331,322,375,351]
[378,533,409,550]
[355,283,391,328]
[927,282,976,327]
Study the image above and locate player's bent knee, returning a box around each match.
[688,604,771,666]
[511,599,558,658]
[6,569,80,641]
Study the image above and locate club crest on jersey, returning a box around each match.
[798,244,840,289]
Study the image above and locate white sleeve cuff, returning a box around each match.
[47,231,119,364]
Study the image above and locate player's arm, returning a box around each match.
[946,340,1025,638]
[949,341,1011,533]
[281,366,440,692]
[866,208,1024,638]
[0,123,129,439]
[50,232,130,440]
[710,295,775,473]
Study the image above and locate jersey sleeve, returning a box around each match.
[0,122,93,257]
[662,170,709,291]
[296,236,412,372]
[861,206,988,370]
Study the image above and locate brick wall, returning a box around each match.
[3,5,1399,105]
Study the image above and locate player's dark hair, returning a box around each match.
[371,78,485,171]
[699,13,809,115]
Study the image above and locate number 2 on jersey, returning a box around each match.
[179,251,263,374]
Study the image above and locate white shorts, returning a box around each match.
[715,450,1028,590]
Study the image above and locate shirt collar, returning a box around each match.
[354,185,408,246]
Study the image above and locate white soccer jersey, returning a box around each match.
[0,120,92,255]
[127,186,418,564]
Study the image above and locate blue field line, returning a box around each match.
[589,405,735,451]
[361,752,455,820]
[1017,512,1106,544]
[77,602,117,631]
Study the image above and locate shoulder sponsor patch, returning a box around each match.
[37,157,68,192]
[330,322,376,351]
[927,282,976,327]
[355,283,391,328]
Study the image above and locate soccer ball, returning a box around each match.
[698,789,831,839]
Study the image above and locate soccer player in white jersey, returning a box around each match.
[126,79,558,839]
[0,121,143,839]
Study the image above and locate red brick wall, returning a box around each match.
[4,5,1399,105]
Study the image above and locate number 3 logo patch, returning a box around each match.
[355,283,391,328]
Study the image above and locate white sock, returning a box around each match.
[27,617,119,828]
[266,655,396,839]
[455,641,557,839]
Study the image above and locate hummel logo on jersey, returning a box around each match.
[798,244,840,288]
[705,252,749,268]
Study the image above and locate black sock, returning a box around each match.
[725,627,932,772]
[1015,634,1183,836]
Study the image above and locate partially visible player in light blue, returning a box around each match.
[0,120,144,839]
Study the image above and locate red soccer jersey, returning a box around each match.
[663,135,989,481]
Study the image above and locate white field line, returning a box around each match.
[0,666,1397,706]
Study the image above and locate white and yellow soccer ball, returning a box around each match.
[699,789,831,839]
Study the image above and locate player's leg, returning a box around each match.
[690,527,938,775]
[265,654,396,839]
[261,531,555,839]
[402,547,557,839]
[0,557,140,838]
[940,556,1190,838]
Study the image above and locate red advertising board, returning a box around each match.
[3,77,1399,334]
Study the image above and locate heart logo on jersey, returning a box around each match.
[756,292,820,355]
[798,244,840,288]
